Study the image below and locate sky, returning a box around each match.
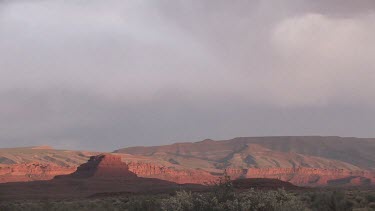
[0,0,375,151]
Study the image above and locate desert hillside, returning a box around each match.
[1,136,375,186]
[115,136,375,186]
[115,136,375,171]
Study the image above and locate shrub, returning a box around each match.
[367,193,375,203]
[161,188,308,211]
[127,196,161,211]
[368,202,375,209]
[238,189,307,211]
[210,170,235,203]
[309,191,354,211]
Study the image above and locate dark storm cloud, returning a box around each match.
[0,0,374,150]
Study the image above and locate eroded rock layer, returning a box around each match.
[0,163,76,183]
[1,136,375,187]
[126,162,214,184]
[62,154,137,179]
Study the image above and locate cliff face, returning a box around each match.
[1,160,374,186]
[114,136,375,186]
[0,163,76,183]
[1,137,375,187]
[127,162,214,184]
[0,155,205,200]
[116,136,375,171]
[61,154,137,179]
[0,146,100,183]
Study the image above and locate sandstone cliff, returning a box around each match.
[127,161,214,184]
[0,163,76,183]
[1,137,375,187]
[62,154,137,179]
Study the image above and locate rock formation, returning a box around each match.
[0,163,76,183]
[0,154,206,200]
[127,162,214,184]
[59,154,137,179]
[1,137,375,187]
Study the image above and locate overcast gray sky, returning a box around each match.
[0,0,374,151]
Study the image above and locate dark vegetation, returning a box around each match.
[1,189,375,211]
[1,175,375,211]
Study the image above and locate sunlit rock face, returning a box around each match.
[126,162,215,184]
[0,163,76,183]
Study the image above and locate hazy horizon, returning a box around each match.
[1,0,375,151]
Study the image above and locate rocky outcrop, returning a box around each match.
[225,168,246,178]
[0,163,76,183]
[2,161,374,186]
[127,162,214,184]
[60,154,137,179]
[1,153,374,187]
[0,155,206,200]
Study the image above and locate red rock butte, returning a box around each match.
[66,154,137,179]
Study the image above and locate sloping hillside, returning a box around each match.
[115,136,375,171]
[0,146,213,184]
[0,146,99,166]
[114,136,375,186]
[1,137,374,186]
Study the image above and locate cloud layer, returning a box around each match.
[0,0,374,150]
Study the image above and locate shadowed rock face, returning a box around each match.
[62,154,137,179]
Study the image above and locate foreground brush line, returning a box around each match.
[1,188,375,210]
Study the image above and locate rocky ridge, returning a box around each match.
[0,163,76,183]
[0,154,299,200]
[1,137,375,187]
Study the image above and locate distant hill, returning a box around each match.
[0,154,299,200]
[1,136,374,186]
[0,146,99,167]
[114,136,375,186]
[0,154,202,200]
[114,136,375,171]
